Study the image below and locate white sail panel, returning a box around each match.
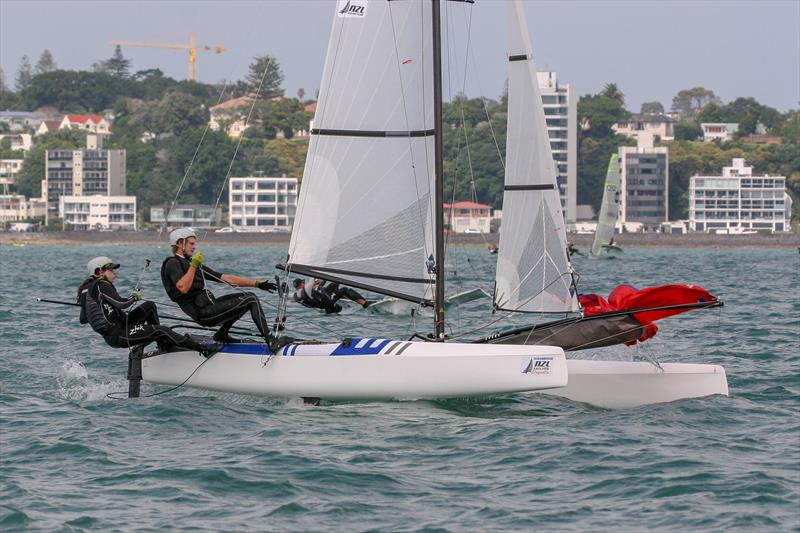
[288,0,436,302]
[591,155,622,256]
[494,0,579,313]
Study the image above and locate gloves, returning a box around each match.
[256,280,278,292]
[190,251,203,268]
[131,289,143,301]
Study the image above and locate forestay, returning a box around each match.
[493,0,579,314]
[591,154,622,256]
[287,0,436,304]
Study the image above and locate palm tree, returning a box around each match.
[602,83,625,107]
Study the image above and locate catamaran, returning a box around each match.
[133,0,727,408]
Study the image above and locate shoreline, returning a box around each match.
[1,230,798,248]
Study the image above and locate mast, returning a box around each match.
[432,0,445,340]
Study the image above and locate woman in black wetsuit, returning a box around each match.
[77,256,220,356]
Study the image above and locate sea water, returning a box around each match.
[1,245,798,531]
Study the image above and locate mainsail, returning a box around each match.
[590,154,622,256]
[493,0,579,314]
[287,0,436,304]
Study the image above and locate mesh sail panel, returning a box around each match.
[494,0,579,313]
[591,155,622,256]
[288,0,436,302]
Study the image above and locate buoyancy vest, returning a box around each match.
[80,281,111,335]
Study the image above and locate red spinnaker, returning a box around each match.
[578,285,719,345]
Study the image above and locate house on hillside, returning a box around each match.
[443,201,494,233]
[0,111,46,132]
[59,114,111,134]
[613,114,675,141]
[701,123,738,142]
[35,120,63,136]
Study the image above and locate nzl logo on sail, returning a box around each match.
[521,357,552,375]
[337,0,367,18]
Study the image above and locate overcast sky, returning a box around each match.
[1,0,798,112]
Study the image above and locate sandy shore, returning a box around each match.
[1,230,798,248]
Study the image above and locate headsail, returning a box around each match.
[494,0,579,314]
[591,154,622,256]
[287,0,436,304]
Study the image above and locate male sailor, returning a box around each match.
[161,228,283,347]
[77,256,219,356]
[291,278,371,314]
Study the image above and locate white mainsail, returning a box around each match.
[288,0,436,303]
[493,0,579,314]
[590,154,622,256]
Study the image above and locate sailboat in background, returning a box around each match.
[590,154,624,256]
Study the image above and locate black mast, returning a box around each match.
[432,0,445,340]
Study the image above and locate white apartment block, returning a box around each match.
[537,71,577,223]
[443,201,493,233]
[701,123,739,142]
[613,114,675,141]
[228,176,298,231]
[59,194,137,231]
[0,133,33,152]
[0,195,46,223]
[45,134,126,222]
[0,159,24,194]
[689,158,788,233]
[618,132,668,228]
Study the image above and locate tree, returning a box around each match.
[577,91,630,138]
[674,119,703,141]
[671,87,719,116]
[640,101,664,114]
[15,55,33,92]
[22,70,140,112]
[602,83,625,107]
[0,66,6,92]
[129,91,209,141]
[93,45,131,77]
[245,55,284,97]
[34,49,57,75]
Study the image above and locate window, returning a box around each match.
[246,218,256,226]
[258,206,275,214]
[258,194,275,202]
[257,181,276,190]
[232,194,242,202]
[232,182,242,190]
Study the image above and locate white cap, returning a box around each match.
[87,256,120,275]
[169,227,197,246]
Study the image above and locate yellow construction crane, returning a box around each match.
[110,32,226,81]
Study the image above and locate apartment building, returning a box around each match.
[59,194,137,231]
[618,132,668,228]
[228,176,298,231]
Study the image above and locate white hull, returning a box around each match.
[541,359,728,409]
[141,339,568,400]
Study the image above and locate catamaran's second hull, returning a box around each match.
[540,359,728,409]
[141,339,568,400]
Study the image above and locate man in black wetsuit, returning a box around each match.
[292,278,371,314]
[161,228,281,346]
[78,256,219,356]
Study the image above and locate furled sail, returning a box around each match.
[287,0,436,304]
[494,0,579,314]
[591,154,622,256]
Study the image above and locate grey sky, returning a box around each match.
[1,0,798,112]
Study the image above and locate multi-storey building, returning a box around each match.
[150,204,222,228]
[613,114,675,141]
[45,134,126,222]
[228,176,298,231]
[0,195,46,223]
[443,201,494,233]
[0,159,24,194]
[689,158,788,233]
[537,71,576,223]
[701,123,739,142]
[618,132,668,228]
[59,194,137,231]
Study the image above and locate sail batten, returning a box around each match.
[493,0,580,314]
[289,0,436,302]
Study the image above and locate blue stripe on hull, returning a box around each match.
[217,338,394,357]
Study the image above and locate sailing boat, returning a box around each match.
[137,0,726,408]
[590,154,623,256]
[480,1,726,407]
[138,0,569,400]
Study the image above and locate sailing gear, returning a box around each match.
[87,256,120,276]
[190,252,203,268]
[292,279,368,314]
[161,254,275,344]
[169,227,197,246]
[255,280,278,292]
[131,289,143,301]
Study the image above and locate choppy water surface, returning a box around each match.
[1,244,798,531]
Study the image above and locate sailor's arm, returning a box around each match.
[97,282,136,310]
[175,266,196,294]
[220,273,277,292]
